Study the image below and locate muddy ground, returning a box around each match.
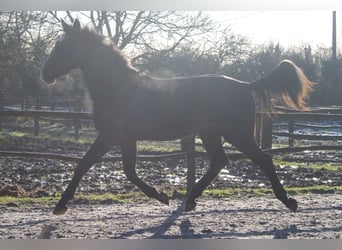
[0,135,342,239]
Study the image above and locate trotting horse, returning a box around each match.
[41,19,314,215]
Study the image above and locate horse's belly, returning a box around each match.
[126,119,204,141]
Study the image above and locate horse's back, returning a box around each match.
[144,74,249,100]
[129,75,256,138]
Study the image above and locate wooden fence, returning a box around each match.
[0,95,91,112]
[0,110,93,139]
[256,107,342,150]
[1,107,342,192]
[2,107,342,151]
[0,109,198,193]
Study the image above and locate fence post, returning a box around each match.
[181,136,196,195]
[34,96,41,136]
[261,115,273,149]
[0,92,3,131]
[255,112,262,147]
[288,120,294,147]
[73,96,82,140]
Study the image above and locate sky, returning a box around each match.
[211,11,339,48]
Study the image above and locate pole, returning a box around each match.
[332,11,337,62]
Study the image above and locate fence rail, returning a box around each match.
[0,150,189,163]
[0,95,92,112]
[256,109,342,148]
[0,110,93,119]
[1,107,342,192]
[2,108,342,147]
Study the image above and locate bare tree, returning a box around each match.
[48,11,215,64]
[144,28,251,77]
[0,11,58,96]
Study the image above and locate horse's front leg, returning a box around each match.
[53,132,115,215]
[121,143,169,205]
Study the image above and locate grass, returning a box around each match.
[8,131,27,137]
[274,158,342,171]
[285,185,342,195]
[0,129,94,146]
[137,140,181,153]
[0,129,182,152]
[1,186,341,207]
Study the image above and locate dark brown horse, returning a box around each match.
[41,19,314,215]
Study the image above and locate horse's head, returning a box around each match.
[41,19,84,83]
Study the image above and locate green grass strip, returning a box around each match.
[1,186,341,207]
[274,158,342,171]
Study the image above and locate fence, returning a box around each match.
[0,94,94,138]
[0,95,94,112]
[1,106,342,192]
[256,106,342,150]
[0,108,197,193]
[2,107,342,153]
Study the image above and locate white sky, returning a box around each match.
[211,11,339,48]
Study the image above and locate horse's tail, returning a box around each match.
[248,60,315,115]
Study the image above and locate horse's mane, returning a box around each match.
[79,27,139,75]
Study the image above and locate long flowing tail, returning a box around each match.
[248,60,315,114]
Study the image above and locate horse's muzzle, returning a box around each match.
[40,68,56,84]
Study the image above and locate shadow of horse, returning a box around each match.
[110,203,342,239]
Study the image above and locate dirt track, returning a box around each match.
[1,193,341,239]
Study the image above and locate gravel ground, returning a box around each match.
[1,193,342,239]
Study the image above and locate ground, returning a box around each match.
[1,193,341,239]
[0,133,341,239]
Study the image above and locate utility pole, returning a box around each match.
[332,11,337,62]
[331,11,339,105]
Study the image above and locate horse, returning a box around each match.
[41,19,314,215]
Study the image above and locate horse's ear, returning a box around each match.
[73,19,81,32]
[62,20,72,33]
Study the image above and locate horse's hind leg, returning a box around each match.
[185,129,228,212]
[225,134,298,212]
[121,143,169,205]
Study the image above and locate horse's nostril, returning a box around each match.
[44,78,56,84]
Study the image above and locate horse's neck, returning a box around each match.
[80,48,142,113]
[81,48,124,97]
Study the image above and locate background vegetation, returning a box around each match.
[1,11,341,106]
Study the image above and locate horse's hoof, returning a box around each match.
[185,201,196,212]
[286,198,298,212]
[53,205,68,215]
[159,192,169,205]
